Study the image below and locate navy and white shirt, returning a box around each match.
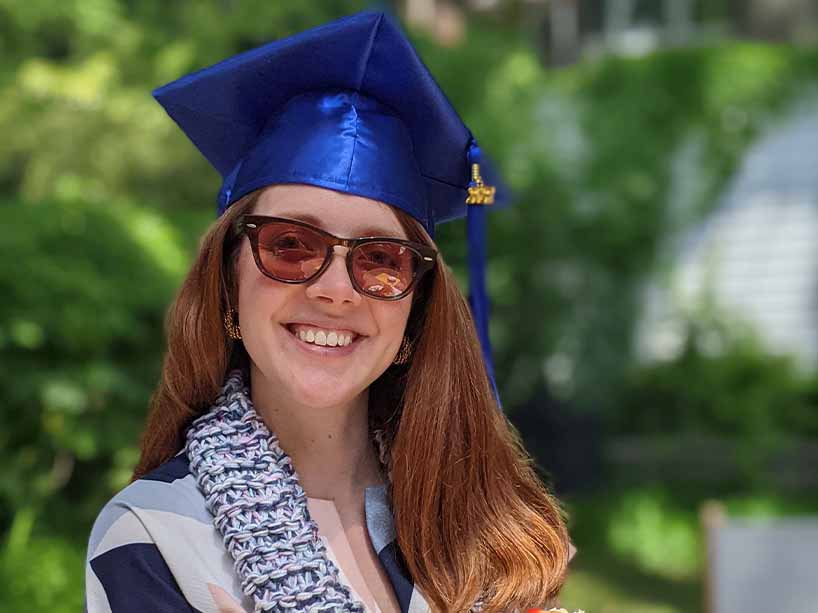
[85,454,429,612]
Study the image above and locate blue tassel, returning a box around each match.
[466,140,501,407]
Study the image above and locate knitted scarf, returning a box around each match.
[185,369,367,612]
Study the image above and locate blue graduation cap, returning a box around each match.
[153,10,508,402]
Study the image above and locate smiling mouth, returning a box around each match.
[284,324,363,348]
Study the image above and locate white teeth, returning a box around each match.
[292,326,357,347]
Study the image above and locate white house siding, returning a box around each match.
[636,100,818,369]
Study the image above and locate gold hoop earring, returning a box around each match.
[392,336,412,365]
[224,308,242,341]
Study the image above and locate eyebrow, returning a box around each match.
[275,212,404,238]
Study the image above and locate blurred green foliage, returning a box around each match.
[559,484,818,613]
[2,1,818,611]
[0,197,197,611]
[472,42,818,411]
[618,327,818,439]
[1,197,186,502]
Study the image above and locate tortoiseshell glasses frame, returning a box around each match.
[236,215,437,301]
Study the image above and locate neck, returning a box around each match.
[249,364,385,503]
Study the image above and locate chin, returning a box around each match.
[295,390,365,411]
[251,347,391,410]
[285,373,370,410]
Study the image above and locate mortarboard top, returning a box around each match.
[152,10,508,402]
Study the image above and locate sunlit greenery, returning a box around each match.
[2,2,818,611]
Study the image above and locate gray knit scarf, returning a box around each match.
[185,369,368,612]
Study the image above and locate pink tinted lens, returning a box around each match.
[257,222,327,281]
[352,242,418,298]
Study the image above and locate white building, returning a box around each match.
[636,100,818,369]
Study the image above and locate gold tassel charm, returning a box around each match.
[465,163,496,205]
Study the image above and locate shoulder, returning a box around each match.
[85,453,219,612]
[87,452,209,562]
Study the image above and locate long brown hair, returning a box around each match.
[134,188,571,611]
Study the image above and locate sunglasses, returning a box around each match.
[237,215,437,300]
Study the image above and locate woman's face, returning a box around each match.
[236,184,413,410]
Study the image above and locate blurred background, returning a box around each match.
[2,1,818,611]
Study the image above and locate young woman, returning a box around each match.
[85,11,575,613]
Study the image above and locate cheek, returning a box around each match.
[237,250,261,311]
[236,250,289,328]
[239,278,288,320]
[235,244,256,292]
[374,298,413,345]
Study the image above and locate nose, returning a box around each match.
[304,245,362,306]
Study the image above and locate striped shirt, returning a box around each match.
[85,453,430,612]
